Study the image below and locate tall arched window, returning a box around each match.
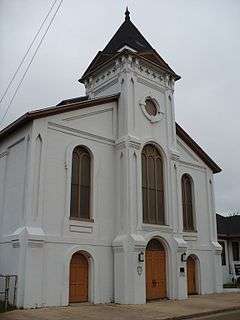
[70,146,91,220]
[181,174,194,231]
[142,144,165,225]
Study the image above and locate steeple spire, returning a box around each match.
[79,9,180,83]
[125,7,130,21]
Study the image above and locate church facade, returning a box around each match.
[0,10,223,308]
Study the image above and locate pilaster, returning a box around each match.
[115,135,141,235]
[112,234,146,304]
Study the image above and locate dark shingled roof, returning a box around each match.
[217,214,240,237]
[102,8,155,54]
[80,9,180,82]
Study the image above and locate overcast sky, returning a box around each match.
[0,0,240,215]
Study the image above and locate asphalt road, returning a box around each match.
[194,310,240,320]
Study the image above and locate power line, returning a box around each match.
[0,0,59,107]
[0,0,64,125]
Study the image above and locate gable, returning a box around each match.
[56,102,116,139]
[176,138,203,167]
[176,123,221,173]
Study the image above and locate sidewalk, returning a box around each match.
[1,293,240,320]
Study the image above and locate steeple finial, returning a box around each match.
[125,7,130,21]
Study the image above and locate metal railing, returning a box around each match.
[0,274,18,311]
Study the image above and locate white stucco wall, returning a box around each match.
[0,52,222,308]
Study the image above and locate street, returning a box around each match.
[194,310,240,320]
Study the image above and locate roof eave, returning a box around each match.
[0,94,120,142]
[79,49,181,83]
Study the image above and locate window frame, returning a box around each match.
[70,145,93,221]
[181,173,196,232]
[232,241,240,261]
[141,144,165,225]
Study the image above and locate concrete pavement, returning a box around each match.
[0,293,240,320]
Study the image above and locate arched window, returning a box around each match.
[70,146,91,220]
[181,174,194,231]
[142,144,165,225]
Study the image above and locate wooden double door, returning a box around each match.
[69,252,88,303]
[187,256,197,295]
[146,239,167,300]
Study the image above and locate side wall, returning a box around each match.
[0,125,32,306]
[20,101,117,307]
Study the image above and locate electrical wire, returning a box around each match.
[0,0,59,107]
[0,0,64,125]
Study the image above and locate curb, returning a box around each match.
[162,306,240,320]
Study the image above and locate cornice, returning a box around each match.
[115,135,142,151]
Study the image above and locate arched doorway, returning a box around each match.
[145,238,167,300]
[69,252,88,303]
[187,255,198,295]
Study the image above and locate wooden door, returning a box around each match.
[187,256,197,295]
[69,252,88,303]
[146,240,166,300]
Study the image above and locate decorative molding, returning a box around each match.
[139,95,164,123]
[176,159,205,172]
[137,265,143,276]
[85,51,175,96]
[112,246,124,253]
[117,45,137,53]
[137,77,165,93]
[48,122,115,146]
[28,239,44,248]
[169,148,181,161]
[135,59,174,91]
[142,224,173,233]
[69,225,93,233]
[115,135,142,151]
[173,237,188,253]
[212,241,222,255]
[0,151,8,159]
[183,232,198,241]
[115,140,126,151]
[133,245,146,252]
[62,107,113,122]
[93,78,118,96]
[177,139,200,163]
[11,239,20,248]
[7,137,25,150]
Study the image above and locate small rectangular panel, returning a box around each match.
[69,224,93,233]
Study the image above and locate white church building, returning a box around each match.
[0,10,223,308]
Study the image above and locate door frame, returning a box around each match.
[69,251,89,303]
[145,237,170,301]
[65,248,95,305]
[186,254,201,295]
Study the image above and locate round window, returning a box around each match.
[145,98,157,116]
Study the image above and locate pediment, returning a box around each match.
[176,138,201,165]
[59,106,115,139]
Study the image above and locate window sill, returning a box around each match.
[69,218,94,233]
[142,223,173,233]
[183,231,198,241]
[70,217,94,223]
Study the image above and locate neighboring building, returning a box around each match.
[217,214,240,284]
[0,10,223,308]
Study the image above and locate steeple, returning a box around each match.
[125,7,130,21]
[79,9,180,83]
